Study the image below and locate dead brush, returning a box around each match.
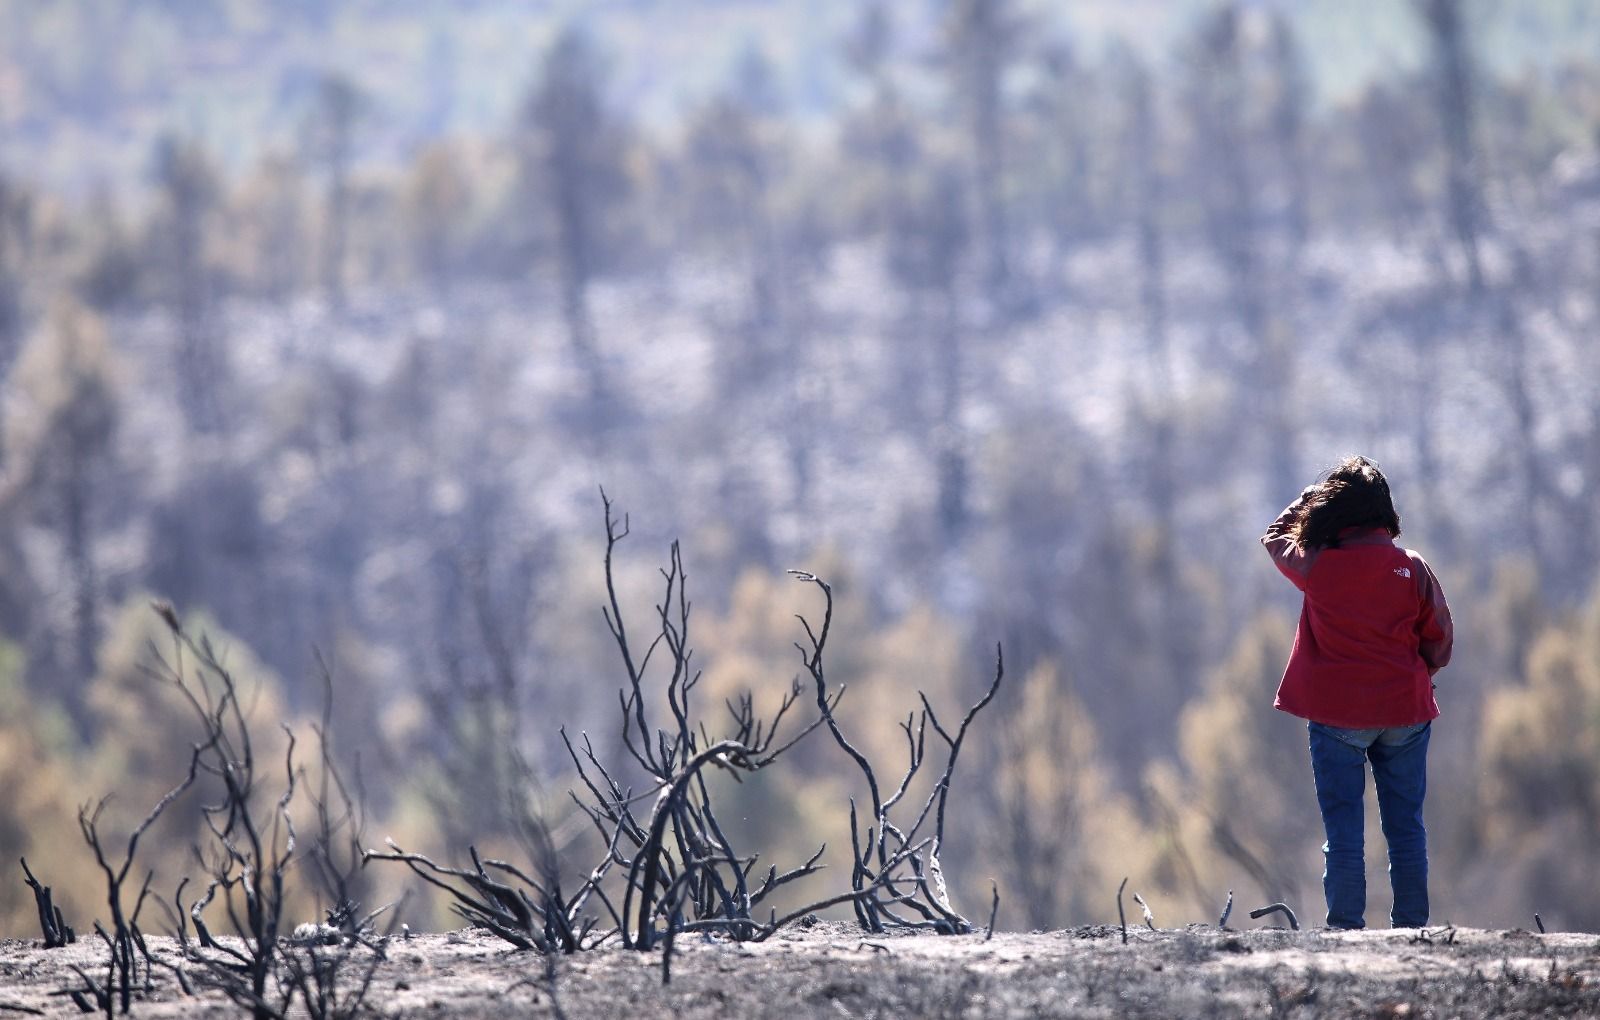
[365,493,1007,976]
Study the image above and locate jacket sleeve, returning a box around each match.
[1410,552,1453,675]
[1261,487,1319,590]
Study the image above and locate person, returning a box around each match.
[1261,456,1453,929]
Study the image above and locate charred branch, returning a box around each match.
[20,857,75,948]
[1117,877,1128,945]
[1248,902,1300,931]
[791,569,1003,936]
[367,498,1004,967]
[74,731,200,1016]
[144,605,303,1020]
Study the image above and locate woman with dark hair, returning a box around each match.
[1261,456,1453,929]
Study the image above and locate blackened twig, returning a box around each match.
[985,881,999,942]
[1117,877,1128,945]
[20,858,75,947]
[1248,902,1300,931]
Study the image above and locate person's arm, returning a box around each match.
[1411,552,1453,674]
[1261,486,1320,589]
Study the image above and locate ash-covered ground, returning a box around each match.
[3,921,1598,1018]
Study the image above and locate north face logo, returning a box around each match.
[1394,567,1412,578]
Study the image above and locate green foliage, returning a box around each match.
[982,661,1152,929]
[1143,613,1321,918]
[1470,576,1600,928]
[0,640,90,938]
[0,596,438,939]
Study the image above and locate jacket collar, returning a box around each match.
[1335,526,1396,547]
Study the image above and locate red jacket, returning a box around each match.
[1261,498,1453,728]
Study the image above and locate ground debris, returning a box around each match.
[0,925,1597,1018]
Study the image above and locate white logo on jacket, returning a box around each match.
[1394,567,1412,578]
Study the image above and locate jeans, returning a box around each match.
[1307,720,1430,929]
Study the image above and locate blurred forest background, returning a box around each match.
[3,0,1600,938]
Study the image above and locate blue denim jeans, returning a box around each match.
[1307,720,1430,929]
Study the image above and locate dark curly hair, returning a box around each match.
[1289,455,1402,550]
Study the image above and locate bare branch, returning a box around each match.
[1248,902,1300,931]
